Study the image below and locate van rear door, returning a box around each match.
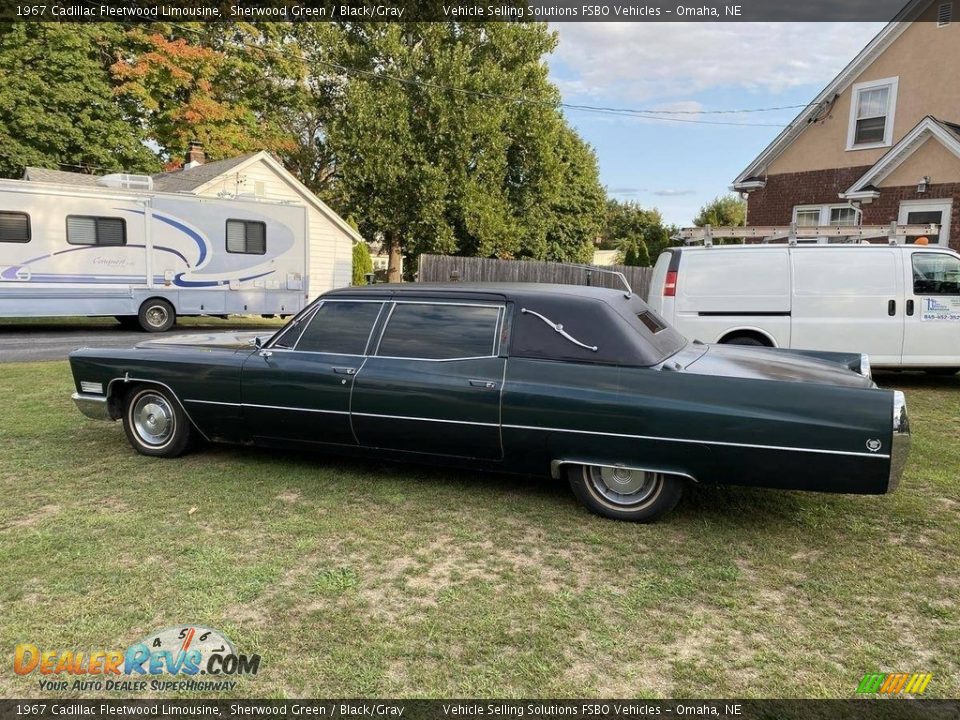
[790,247,903,365]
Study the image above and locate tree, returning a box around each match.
[326,23,605,281]
[620,236,651,267]
[351,242,374,286]
[693,193,746,228]
[0,23,158,178]
[601,199,669,265]
[111,25,296,164]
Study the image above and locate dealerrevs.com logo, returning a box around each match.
[13,626,260,693]
[856,672,933,695]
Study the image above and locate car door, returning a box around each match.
[241,299,385,445]
[903,250,960,366]
[350,300,506,460]
[790,248,904,365]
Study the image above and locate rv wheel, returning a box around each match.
[138,299,176,333]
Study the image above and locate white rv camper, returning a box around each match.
[0,176,312,331]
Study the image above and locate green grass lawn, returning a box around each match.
[0,362,957,699]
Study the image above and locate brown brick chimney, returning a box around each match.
[185,141,205,169]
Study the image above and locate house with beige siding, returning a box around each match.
[24,144,360,298]
[733,0,960,250]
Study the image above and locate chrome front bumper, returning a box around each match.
[888,391,911,493]
[72,392,113,421]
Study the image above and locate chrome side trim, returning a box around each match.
[184,398,349,416]
[105,377,210,442]
[72,393,113,422]
[550,460,697,482]
[352,411,499,428]
[504,423,890,460]
[520,308,598,352]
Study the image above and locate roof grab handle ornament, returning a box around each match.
[567,265,633,298]
[521,308,598,352]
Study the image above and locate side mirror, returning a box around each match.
[254,336,263,349]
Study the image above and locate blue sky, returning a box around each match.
[547,22,886,226]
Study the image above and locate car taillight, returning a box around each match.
[663,270,678,297]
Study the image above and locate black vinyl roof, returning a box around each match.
[325,282,688,366]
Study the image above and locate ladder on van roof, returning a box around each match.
[675,221,940,247]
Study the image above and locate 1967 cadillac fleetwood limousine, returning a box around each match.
[69,282,910,522]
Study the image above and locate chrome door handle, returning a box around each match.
[333,367,357,375]
[259,350,273,358]
[469,379,497,389]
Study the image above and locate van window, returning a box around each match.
[793,250,898,296]
[296,301,383,354]
[66,216,126,246]
[913,253,960,295]
[0,212,30,243]
[226,220,266,255]
[377,303,501,360]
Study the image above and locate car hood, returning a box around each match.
[135,331,269,352]
[682,344,876,388]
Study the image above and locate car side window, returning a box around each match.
[377,303,501,360]
[912,253,960,295]
[295,301,383,354]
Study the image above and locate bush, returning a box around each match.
[351,242,374,286]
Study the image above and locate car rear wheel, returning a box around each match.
[567,464,684,522]
[122,386,193,457]
[138,298,176,333]
[722,334,767,347]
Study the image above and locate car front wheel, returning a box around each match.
[122,385,193,457]
[567,464,684,522]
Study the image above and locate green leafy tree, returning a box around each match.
[326,23,605,281]
[351,242,374,286]
[602,199,669,265]
[0,23,158,177]
[619,236,651,267]
[693,193,746,227]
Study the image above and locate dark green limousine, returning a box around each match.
[69,283,910,522]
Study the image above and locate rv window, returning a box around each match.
[0,212,30,243]
[226,220,267,255]
[66,216,126,246]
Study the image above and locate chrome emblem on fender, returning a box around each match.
[866,439,882,452]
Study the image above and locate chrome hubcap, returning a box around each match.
[146,306,169,328]
[586,465,661,507]
[132,394,174,446]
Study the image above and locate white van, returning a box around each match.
[648,243,960,372]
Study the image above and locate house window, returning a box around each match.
[938,2,952,26]
[66,216,126,246]
[793,205,860,234]
[830,206,859,225]
[794,208,822,227]
[0,211,30,243]
[226,219,266,255]
[847,77,898,149]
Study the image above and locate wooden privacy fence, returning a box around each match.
[417,254,653,298]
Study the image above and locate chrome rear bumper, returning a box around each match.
[72,392,112,422]
[888,391,911,493]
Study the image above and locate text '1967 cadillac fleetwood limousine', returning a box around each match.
[69,282,911,522]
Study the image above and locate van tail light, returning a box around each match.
[663,270,678,297]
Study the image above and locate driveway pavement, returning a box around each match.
[0,322,280,363]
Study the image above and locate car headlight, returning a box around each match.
[859,353,872,380]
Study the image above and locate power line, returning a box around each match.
[160,21,793,128]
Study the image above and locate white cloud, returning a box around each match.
[651,189,698,196]
[551,22,886,102]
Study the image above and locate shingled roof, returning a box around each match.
[151,153,258,192]
[23,153,258,192]
[23,167,101,186]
